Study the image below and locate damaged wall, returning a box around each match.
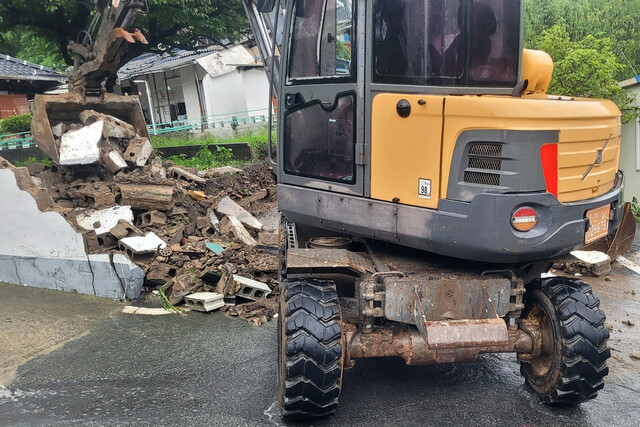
[0,169,144,299]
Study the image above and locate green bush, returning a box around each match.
[632,197,640,223]
[0,113,32,134]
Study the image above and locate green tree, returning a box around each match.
[524,0,640,80]
[0,0,248,68]
[540,26,636,124]
[0,30,67,71]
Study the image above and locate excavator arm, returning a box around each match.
[68,0,149,97]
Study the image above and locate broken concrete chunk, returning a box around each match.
[83,230,100,253]
[214,166,242,175]
[124,137,153,167]
[59,121,104,166]
[146,263,178,285]
[66,182,116,208]
[196,216,210,230]
[76,205,134,236]
[184,292,225,312]
[136,210,167,228]
[150,162,167,179]
[169,166,207,184]
[166,274,201,305]
[51,123,64,138]
[80,110,137,141]
[168,223,185,246]
[217,196,263,231]
[233,275,271,301]
[26,162,46,175]
[119,232,166,257]
[0,156,14,169]
[570,250,611,264]
[220,216,257,247]
[258,232,279,247]
[102,150,128,173]
[208,210,221,233]
[215,264,240,295]
[554,250,613,277]
[117,183,173,211]
[110,219,143,240]
[237,189,268,208]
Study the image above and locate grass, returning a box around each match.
[165,145,246,170]
[157,283,187,315]
[13,157,52,167]
[151,126,276,154]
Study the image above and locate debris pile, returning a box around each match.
[2,110,280,323]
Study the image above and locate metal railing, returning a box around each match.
[0,108,275,150]
[0,131,35,151]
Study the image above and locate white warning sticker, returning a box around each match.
[418,179,431,199]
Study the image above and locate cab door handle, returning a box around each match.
[285,92,305,109]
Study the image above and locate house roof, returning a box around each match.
[0,54,66,83]
[619,74,640,89]
[117,46,223,79]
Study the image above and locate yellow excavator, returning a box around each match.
[242,0,636,420]
[31,0,150,163]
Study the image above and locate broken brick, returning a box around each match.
[136,210,167,228]
[117,183,173,211]
[169,166,207,185]
[220,215,257,247]
[123,137,153,167]
[110,219,143,240]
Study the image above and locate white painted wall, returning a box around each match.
[203,70,248,125]
[0,169,86,258]
[242,68,270,117]
[179,66,203,126]
[620,84,640,201]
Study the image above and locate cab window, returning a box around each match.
[373,0,520,86]
[289,0,354,79]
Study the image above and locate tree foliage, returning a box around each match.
[0,0,248,67]
[525,1,639,123]
[524,0,640,80]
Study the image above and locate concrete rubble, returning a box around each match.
[0,110,279,323]
[552,250,613,277]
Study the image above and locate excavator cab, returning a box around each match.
[241,0,632,420]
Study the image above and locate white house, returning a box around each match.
[117,44,270,133]
[619,75,640,202]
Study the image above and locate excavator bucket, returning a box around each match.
[31,93,150,163]
[585,202,637,259]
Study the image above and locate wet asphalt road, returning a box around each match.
[1,265,639,426]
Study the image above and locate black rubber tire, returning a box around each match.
[520,277,610,404]
[278,278,343,420]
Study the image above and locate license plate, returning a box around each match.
[584,205,611,244]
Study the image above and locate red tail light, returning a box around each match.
[540,144,558,197]
[512,207,539,232]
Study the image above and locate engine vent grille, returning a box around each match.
[468,157,502,170]
[464,171,501,186]
[464,143,503,186]
[468,143,503,157]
